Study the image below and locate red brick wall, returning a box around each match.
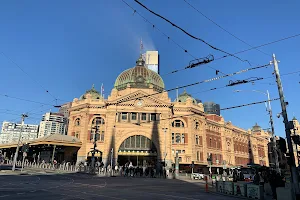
[206,115,222,122]
[206,134,222,150]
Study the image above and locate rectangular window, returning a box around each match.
[176,133,181,143]
[197,151,200,161]
[101,131,105,141]
[121,113,127,120]
[150,113,156,121]
[181,133,185,144]
[172,133,175,144]
[141,113,147,121]
[195,135,199,145]
[131,113,137,120]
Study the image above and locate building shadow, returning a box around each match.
[106,126,115,167]
[151,108,162,169]
[248,139,254,164]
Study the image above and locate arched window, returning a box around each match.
[90,117,105,142]
[119,135,156,151]
[92,117,105,125]
[172,120,185,128]
[195,135,199,145]
[75,118,80,126]
[194,120,200,129]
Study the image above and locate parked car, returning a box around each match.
[191,173,205,180]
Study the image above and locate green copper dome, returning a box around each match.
[175,90,197,104]
[252,123,262,132]
[79,84,103,100]
[114,55,164,92]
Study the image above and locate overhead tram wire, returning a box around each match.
[133,0,253,66]
[121,0,196,59]
[215,33,300,61]
[162,33,300,76]
[182,0,270,57]
[0,52,60,105]
[0,63,274,112]
[0,93,61,107]
[105,63,271,107]
[121,0,226,76]
[190,69,300,96]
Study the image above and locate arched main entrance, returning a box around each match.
[118,135,157,166]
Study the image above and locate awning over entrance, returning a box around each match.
[0,134,82,149]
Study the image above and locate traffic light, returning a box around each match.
[278,137,287,154]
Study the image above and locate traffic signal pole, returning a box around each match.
[266,90,280,174]
[272,54,300,196]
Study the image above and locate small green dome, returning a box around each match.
[252,123,262,132]
[114,55,164,92]
[79,84,102,100]
[175,90,197,104]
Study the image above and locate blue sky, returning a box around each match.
[0,0,299,138]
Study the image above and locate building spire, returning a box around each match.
[140,38,143,55]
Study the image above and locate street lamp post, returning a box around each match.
[12,114,28,171]
[163,128,168,168]
[234,90,280,173]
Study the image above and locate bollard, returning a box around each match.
[205,176,209,193]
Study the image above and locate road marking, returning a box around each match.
[73,182,107,188]
[60,187,127,200]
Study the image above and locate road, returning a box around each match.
[0,172,239,200]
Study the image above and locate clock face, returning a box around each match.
[137,100,143,107]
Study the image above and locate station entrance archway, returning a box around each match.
[117,135,157,167]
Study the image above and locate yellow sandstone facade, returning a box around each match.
[67,56,270,171]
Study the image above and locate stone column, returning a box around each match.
[147,113,150,123]
[128,113,131,123]
[156,113,160,123]
[117,113,121,122]
[137,113,140,124]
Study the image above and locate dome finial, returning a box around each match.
[92,84,95,89]
[136,54,145,66]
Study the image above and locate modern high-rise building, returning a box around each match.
[203,102,221,116]
[143,51,159,74]
[0,121,39,144]
[38,112,66,138]
[59,102,72,134]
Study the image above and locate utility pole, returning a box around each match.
[272,54,300,196]
[163,127,168,168]
[266,90,280,173]
[12,114,28,171]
